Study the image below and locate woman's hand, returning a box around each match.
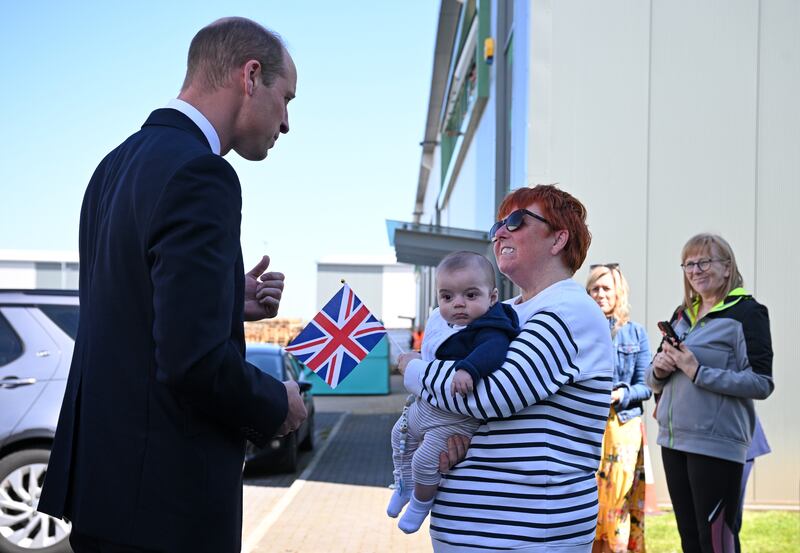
[651,349,677,380]
[438,434,470,473]
[610,388,625,405]
[397,351,421,375]
[663,341,700,381]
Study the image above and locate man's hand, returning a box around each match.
[438,434,470,473]
[397,351,421,375]
[244,255,285,321]
[451,369,474,397]
[275,380,307,437]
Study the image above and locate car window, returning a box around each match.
[246,352,283,380]
[0,313,23,366]
[284,356,298,381]
[38,305,80,340]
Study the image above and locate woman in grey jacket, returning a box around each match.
[646,233,773,553]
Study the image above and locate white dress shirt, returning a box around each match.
[165,98,221,155]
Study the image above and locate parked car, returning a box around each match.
[0,291,315,552]
[244,343,315,473]
[0,289,78,553]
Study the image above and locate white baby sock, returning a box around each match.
[386,488,412,518]
[398,493,435,534]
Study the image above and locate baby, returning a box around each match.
[388,251,518,533]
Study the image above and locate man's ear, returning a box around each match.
[490,287,499,305]
[242,59,261,96]
[551,229,569,255]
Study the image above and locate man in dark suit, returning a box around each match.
[38,17,307,553]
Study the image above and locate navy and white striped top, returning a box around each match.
[404,279,613,552]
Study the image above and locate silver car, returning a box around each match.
[0,290,77,553]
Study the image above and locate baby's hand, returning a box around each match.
[397,351,422,374]
[451,369,474,397]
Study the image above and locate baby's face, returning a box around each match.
[436,269,497,326]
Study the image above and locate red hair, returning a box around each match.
[497,185,592,273]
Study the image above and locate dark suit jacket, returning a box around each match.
[38,109,289,552]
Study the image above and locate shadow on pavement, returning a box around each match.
[304,412,397,487]
[244,374,408,489]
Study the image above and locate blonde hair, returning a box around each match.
[681,233,744,310]
[585,265,630,335]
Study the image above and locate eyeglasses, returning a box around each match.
[489,209,551,242]
[590,263,620,270]
[680,258,728,273]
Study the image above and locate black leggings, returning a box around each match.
[662,447,744,553]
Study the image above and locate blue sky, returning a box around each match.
[0,1,439,319]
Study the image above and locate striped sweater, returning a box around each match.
[404,279,613,552]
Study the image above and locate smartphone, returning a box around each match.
[657,321,681,346]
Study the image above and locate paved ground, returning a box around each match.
[242,375,434,552]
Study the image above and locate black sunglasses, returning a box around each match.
[590,263,620,270]
[489,209,551,242]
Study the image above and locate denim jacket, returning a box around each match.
[611,320,653,422]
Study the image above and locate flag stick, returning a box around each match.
[386,332,407,355]
[340,276,408,355]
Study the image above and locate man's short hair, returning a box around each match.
[182,17,285,92]
[436,251,496,289]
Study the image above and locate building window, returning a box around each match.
[438,0,492,208]
[440,1,478,185]
[35,262,63,288]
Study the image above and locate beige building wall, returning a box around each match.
[316,257,416,329]
[0,250,80,290]
[526,0,799,506]
[749,0,800,505]
[381,264,418,329]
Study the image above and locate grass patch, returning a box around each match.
[646,510,800,552]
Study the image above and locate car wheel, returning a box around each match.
[278,433,298,473]
[0,449,72,553]
[299,412,314,451]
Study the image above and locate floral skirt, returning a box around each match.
[595,412,646,552]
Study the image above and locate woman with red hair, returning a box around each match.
[401,185,613,553]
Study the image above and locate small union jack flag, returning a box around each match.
[286,283,386,389]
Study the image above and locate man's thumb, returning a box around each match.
[247,255,271,278]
